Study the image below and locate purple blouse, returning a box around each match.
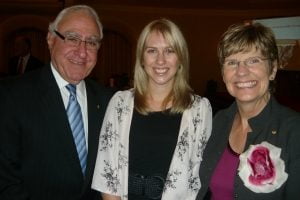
[209,145,240,200]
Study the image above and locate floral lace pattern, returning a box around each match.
[102,160,120,193]
[177,129,189,161]
[92,90,212,199]
[164,170,182,190]
[99,122,118,151]
[115,95,130,123]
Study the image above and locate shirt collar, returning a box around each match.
[224,96,273,134]
[248,96,274,133]
[50,62,86,96]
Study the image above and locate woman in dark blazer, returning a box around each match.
[197,23,300,200]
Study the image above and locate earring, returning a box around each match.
[270,75,275,80]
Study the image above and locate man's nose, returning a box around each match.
[76,41,88,57]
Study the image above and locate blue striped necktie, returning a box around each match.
[66,84,87,174]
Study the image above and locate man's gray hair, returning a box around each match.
[48,4,103,39]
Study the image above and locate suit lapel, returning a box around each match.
[84,83,102,183]
[37,67,108,193]
[37,66,84,177]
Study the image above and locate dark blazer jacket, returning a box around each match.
[0,65,113,200]
[8,55,44,75]
[196,97,300,200]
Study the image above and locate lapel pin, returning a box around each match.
[272,130,277,135]
[97,105,100,109]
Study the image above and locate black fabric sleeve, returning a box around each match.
[0,82,30,200]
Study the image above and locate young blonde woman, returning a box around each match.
[92,19,212,200]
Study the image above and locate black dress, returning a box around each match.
[128,109,182,200]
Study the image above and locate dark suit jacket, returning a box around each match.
[0,65,113,200]
[8,55,44,75]
[196,97,300,200]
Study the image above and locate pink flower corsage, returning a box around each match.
[238,141,288,193]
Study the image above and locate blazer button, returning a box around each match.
[234,193,238,199]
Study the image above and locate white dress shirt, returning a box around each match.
[50,63,89,148]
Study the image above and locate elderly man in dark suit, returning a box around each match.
[8,36,44,75]
[0,5,112,200]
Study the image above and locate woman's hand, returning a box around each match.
[101,192,121,200]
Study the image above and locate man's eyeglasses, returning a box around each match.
[223,57,269,69]
[54,30,101,51]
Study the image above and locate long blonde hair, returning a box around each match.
[134,18,193,115]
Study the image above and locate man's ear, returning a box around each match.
[47,32,54,50]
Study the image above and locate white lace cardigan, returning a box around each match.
[92,90,212,200]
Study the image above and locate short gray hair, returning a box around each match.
[48,4,103,39]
